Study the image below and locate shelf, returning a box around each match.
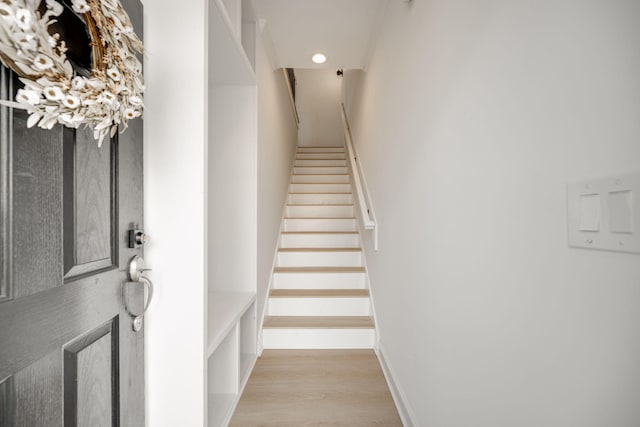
[208,393,236,427]
[210,0,255,85]
[239,353,257,387]
[207,291,256,357]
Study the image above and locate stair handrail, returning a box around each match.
[340,103,378,250]
[283,69,300,128]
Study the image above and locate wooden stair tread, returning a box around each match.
[270,289,369,298]
[263,316,374,329]
[284,217,355,221]
[288,192,352,195]
[274,266,365,273]
[278,248,361,253]
[280,231,358,235]
[286,204,354,206]
[296,151,345,153]
[291,182,349,185]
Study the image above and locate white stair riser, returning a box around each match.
[286,205,354,218]
[295,159,347,167]
[297,147,344,153]
[268,298,371,316]
[293,166,348,175]
[291,174,349,183]
[296,153,346,160]
[283,218,356,232]
[276,251,363,267]
[262,329,375,349]
[288,193,353,204]
[289,183,351,193]
[273,272,365,289]
[280,233,361,248]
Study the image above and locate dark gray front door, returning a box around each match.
[0,1,145,425]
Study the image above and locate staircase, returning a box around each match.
[262,146,376,349]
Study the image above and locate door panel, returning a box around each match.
[12,111,63,299]
[64,319,118,427]
[0,377,11,425]
[0,0,144,425]
[13,350,62,427]
[63,127,117,279]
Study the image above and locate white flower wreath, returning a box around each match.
[0,0,144,145]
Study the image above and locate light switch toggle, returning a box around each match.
[579,194,600,232]
[608,190,633,233]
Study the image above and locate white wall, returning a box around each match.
[256,31,298,333]
[345,1,640,426]
[208,85,256,295]
[144,0,206,425]
[296,69,343,146]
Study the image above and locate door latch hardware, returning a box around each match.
[128,228,148,248]
[123,255,154,332]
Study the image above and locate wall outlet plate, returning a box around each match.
[567,172,640,254]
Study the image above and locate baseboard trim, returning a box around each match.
[375,345,418,427]
[257,148,299,355]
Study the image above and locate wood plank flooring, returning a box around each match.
[230,350,402,426]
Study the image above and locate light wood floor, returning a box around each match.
[230,350,403,427]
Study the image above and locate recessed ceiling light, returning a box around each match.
[312,53,327,64]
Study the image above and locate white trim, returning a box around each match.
[351,197,380,350]
[376,345,419,427]
[343,142,381,351]
[250,1,280,71]
[361,246,380,351]
[257,153,297,354]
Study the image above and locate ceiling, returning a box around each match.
[252,0,387,70]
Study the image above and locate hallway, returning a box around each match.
[143,0,640,425]
[230,350,402,426]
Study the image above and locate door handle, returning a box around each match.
[124,255,154,332]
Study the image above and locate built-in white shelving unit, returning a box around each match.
[208,292,256,356]
[206,0,258,425]
[207,292,256,427]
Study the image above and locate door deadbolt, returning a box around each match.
[128,228,148,248]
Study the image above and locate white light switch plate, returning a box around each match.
[568,172,640,254]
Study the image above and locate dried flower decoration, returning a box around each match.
[0,0,144,145]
